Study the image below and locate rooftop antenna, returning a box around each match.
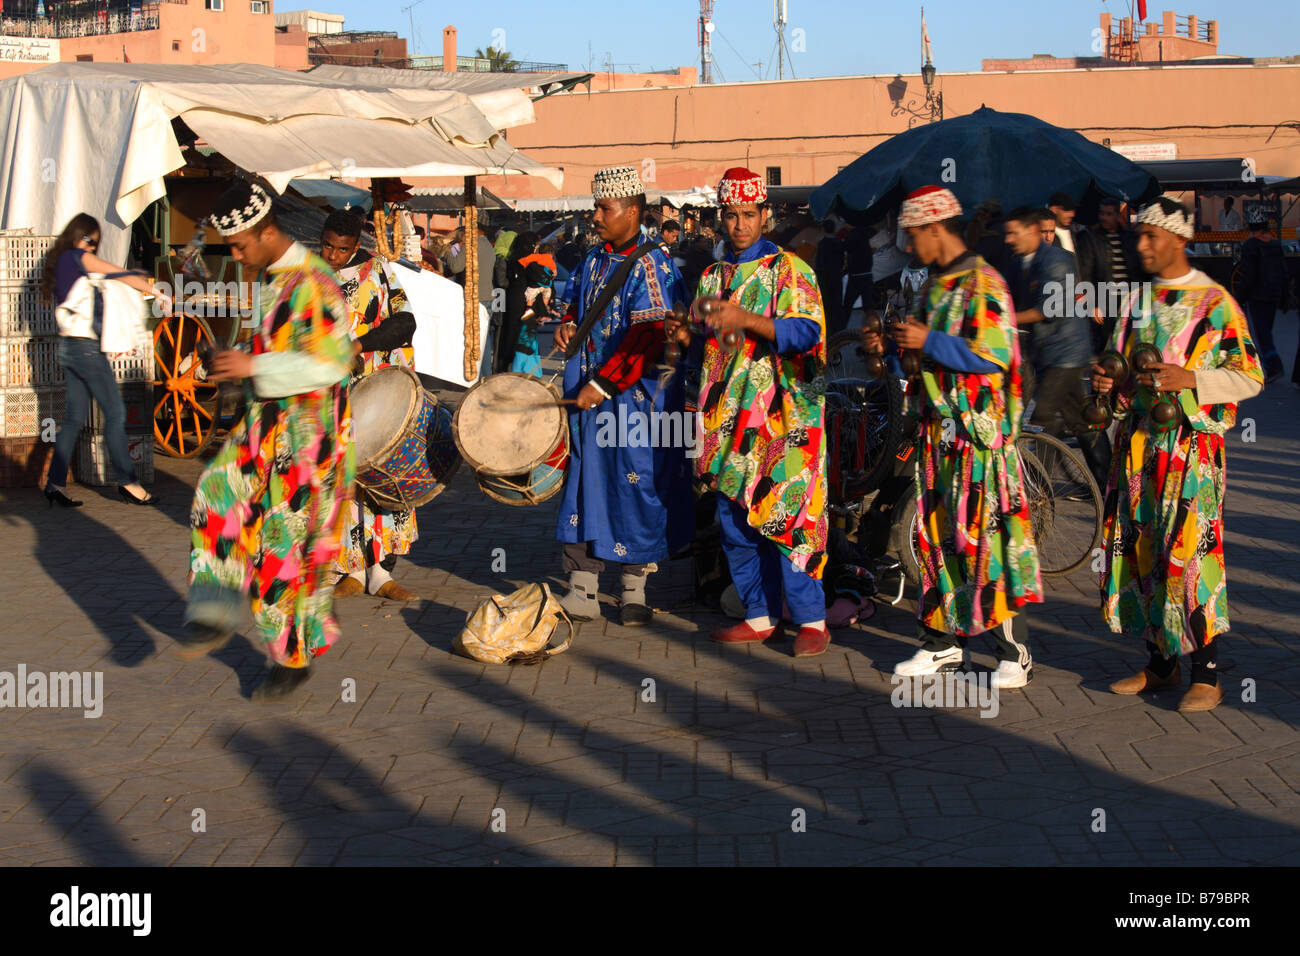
[699,0,716,84]
[401,0,427,58]
[775,0,785,80]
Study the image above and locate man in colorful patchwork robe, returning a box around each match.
[319,209,420,602]
[1092,197,1263,713]
[865,186,1044,689]
[552,165,693,626]
[666,166,831,657]
[181,182,355,701]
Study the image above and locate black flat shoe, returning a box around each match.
[118,485,160,506]
[44,486,83,508]
[252,664,312,701]
[174,622,234,660]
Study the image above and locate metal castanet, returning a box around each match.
[1082,349,1129,427]
[859,312,888,380]
[694,294,742,350]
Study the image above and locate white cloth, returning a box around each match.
[390,261,491,389]
[1218,209,1244,231]
[56,272,149,354]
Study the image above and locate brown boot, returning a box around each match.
[1178,682,1223,713]
[375,580,418,602]
[1109,663,1182,695]
[333,576,365,598]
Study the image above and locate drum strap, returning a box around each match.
[563,241,661,359]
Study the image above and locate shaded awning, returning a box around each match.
[1139,159,1288,191]
[307,65,595,105]
[406,186,510,213]
[289,178,373,212]
[0,62,563,263]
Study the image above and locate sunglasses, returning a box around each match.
[79,237,99,249]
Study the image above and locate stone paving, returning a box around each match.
[0,321,1298,866]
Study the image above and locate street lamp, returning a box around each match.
[921,58,942,122]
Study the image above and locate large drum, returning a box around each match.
[452,372,569,507]
[351,366,461,511]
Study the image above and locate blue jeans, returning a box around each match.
[716,493,825,625]
[48,336,136,488]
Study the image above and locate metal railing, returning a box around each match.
[409,55,568,73]
[2,3,160,38]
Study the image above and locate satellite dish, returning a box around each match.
[704,21,715,33]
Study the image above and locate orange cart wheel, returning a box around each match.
[152,312,221,458]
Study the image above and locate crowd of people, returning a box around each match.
[36,163,1278,710]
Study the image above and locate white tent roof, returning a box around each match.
[306,65,593,119]
[0,62,563,262]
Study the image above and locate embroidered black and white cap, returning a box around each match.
[592,165,644,200]
[212,181,275,237]
[1137,198,1194,240]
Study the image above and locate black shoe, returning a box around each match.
[619,602,652,627]
[252,664,312,701]
[118,485,160,506]
[44,486,83,508]
[175,621,234,659]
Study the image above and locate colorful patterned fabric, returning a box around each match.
[189,249,354,666]
[1100,273,1263,656]
[695,247,829,577]
[336,254,413,376]
[555,236,693,564]
[332,253,417,575]
[912,252,1043,636]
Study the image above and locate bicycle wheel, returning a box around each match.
[1015,431,1103,576]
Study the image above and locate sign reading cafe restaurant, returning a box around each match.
[0,37,60,63]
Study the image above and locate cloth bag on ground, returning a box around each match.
[454,582,575,664]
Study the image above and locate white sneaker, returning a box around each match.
[991,657,1033,689]
[893,645,968,677]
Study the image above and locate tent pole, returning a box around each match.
[464,176,480,381]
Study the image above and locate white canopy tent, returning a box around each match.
[0,62,563,263]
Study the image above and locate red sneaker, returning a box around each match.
[792,626,830,657]
[711,620,777,644]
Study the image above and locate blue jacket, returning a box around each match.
[1015,242,1092,369]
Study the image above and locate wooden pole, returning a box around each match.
[463,175,480,381]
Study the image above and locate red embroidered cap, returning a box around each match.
[898,185,963,228]
[717,167,768,206]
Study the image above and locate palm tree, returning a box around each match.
[473,46,520,73]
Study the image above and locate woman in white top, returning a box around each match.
[40,213,163,507]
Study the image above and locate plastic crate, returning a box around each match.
[0,231,54,285]
[109,344,152,383]
[86,381,153,433]
[0,337,62,388]
[75,430,154,486]
[0,435,54,488]
[0,387,66,439]
[0,283,55,337]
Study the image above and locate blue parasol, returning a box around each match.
[810,106,1161,224]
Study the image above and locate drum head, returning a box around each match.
[453,373,566,476]
[350,366,421,467]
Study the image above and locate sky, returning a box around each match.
[316,0,1299,79]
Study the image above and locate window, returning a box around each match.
[205,0,223,10]
[172,40,180,51]
[76,54,93,61]
[250,0,268,12]
[765,166,782,187]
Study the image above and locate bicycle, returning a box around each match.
[1014,427,1104,576]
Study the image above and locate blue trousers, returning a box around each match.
[48,336,136,488]
[716,493,824,625]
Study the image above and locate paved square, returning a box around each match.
[1,323,1298,866]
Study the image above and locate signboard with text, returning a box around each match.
[1111,142,1178,162]
[0,37,59,63]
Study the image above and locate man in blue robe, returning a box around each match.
[552,165,693,626]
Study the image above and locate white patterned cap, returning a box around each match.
[1137,198,1194,240]
[213,182,275,237]
[592,166,644,200]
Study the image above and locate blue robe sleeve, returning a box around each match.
[772,316,821,356]
[922,330,1000,373]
